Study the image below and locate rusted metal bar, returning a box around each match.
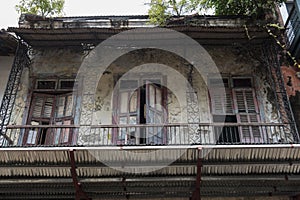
[6,125,80,129]
[191,148,202,200]
[69,149,91,200]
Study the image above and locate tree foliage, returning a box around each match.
[148,0,286,25]
[16,0,65,17]
[148,0,204,25]
[203,0,286,16]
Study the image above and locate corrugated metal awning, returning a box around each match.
[0,145,300,199]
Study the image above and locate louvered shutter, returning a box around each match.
[31,93,55,119]
[210,88,234,114]
[233,89,262,143]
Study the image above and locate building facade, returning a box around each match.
[0,10,300,200]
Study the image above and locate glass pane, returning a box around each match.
[62,120,71,143]
[27,129,37,144]
[149,85,155,108]
[233,78,252,88]
[155,114,162,124]
[37,81,56,89]
[120,80,138,90]
[120,92,128,113]
[129,116,137,124]
[119,117,127,124]
[56,96,65,117]
[148,110,154,123]
[129,116,137,140]
[43,97,54,118]
[65,95,73,116]
[118,117,127,141]
[60,80,75,89]
[129,91,137,113]
[156,88,162,111]
[119,128,126,140]
[54,121,62,144]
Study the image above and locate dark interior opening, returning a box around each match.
[213,115,240,143]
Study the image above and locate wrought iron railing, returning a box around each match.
[1,123,297,147]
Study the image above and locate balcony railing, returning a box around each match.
[285,0,300,59]
[1,123,297,147]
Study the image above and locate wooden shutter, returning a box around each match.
[25,93,55,145]
[25,93,74,145]
[210,89,234,114]
[31,94,55,119]
[233,89,262,143]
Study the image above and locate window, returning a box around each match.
[209,77,262,143]
[113,77,167,145]
[23,78,76,145]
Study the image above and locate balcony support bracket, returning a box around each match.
[191,147,202,200]
[69,149,91,200]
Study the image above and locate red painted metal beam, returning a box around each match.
[191,148,202,200]
[69,149,91,200]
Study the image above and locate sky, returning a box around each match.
[0,0,149,29]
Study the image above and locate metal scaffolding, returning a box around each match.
[0,42,30,145]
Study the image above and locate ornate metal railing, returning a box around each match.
[1,123,297,147]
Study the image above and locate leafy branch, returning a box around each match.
[16,0,65,17]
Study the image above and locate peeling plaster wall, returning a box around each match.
[30,48,84,76]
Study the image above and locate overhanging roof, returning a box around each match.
[8,26,270,48]
[8,15,271,47]
[0,145,300,199]
[0,30,17,56]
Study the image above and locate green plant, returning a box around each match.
[16,0,65,17]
